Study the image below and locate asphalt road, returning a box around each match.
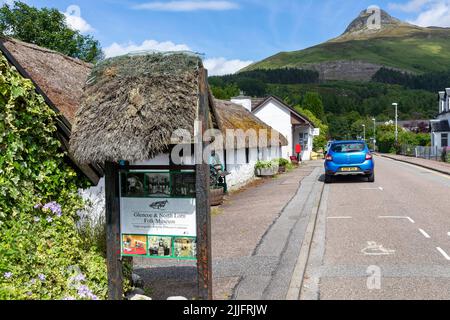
[301,156,450,300]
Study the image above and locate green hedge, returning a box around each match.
[0,54,108,300]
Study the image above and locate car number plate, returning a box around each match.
[341,167,359,172]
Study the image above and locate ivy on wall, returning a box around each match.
[0,54,108,300]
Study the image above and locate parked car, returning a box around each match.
[325,140,334,154]
[324,140,375,183]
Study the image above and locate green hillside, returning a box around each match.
[246,32,450,74]
[243,10,450,76]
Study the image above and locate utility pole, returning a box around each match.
[393,103,398,143]
[362,124,366,141]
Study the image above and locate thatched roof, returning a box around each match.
[70,52,216,164]
[0,37,92,122]
[0,37,102,184]
[214,99,288,148]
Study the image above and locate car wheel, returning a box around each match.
[367,172,375,183]
[325,175,333,184]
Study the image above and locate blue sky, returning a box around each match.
[8,0,450,74]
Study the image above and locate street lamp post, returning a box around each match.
[372,118,376,151]
[392,103,398,143]
[362,124,366,141]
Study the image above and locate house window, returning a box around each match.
[442,133,448,148]
[299,133,309,152]
[245,148,250,164]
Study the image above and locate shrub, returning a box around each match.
[0,54,108,300]
[255,160,275,170]
[278,158,289,167]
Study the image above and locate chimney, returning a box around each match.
[231,91,252,112]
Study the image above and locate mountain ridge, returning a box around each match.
[241,8,450,81]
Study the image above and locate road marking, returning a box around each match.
[378,216,415,224]
[448,232,450,237]
[362,241,395,256]
[418,229,431,239]
[360,187,384,191]
[437,247,450,261]
[327,216,352,219]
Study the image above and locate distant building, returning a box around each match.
[378,120,431,133]
[231,95,317,161]
[431,89,450,149]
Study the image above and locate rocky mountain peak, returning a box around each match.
[343,8,404,35]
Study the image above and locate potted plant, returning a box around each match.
[278,158,289,173]
[209,158,227,206]
[255,160,277,177]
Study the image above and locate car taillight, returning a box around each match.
[326,155,333,161]
[366,153,373,160]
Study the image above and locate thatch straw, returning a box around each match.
[70,52,204,164]
[214,99,288,148]
[0,37,92,122]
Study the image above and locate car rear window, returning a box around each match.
[331,143,365,153]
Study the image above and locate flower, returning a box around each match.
[43,202,62,217]
[33,217,40,223]
[77,284,98,300]
[46,217,53,223]
[34,204,42,209]
[3,272,12,279]
[72,273,86,283]
[38,274,46,282]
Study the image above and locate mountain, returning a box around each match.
[242,9,450,81]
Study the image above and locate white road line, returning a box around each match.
[327,216,352,219]
[437,247,450,261]
[360,187,383,191]
[378,216,415,224]
[418,229,431,239]
[407,217,415,224]
[448,232,450,237]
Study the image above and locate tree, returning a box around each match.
[210,83,240,100]
[303,92,325,121]
[0,1,104,63]
[237,77,267,97]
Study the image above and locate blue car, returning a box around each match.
[324,140,375,183]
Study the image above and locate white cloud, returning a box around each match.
[104,39,192,58]
[63,5,94,33]
[133,1,239,11]
[388,0,432,12]
[203,57,253,76]
[104,39,251,75]
[1,0,16,5]
[389,0,450,27]
[410,1,450,26]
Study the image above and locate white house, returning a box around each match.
[431,89,450,149]
[231,95,316,161]
[213,99,288,189]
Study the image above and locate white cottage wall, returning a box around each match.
[253,101,292,159]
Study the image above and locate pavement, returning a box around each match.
[379,153,450,176]
[301,155,450,300]
[133,161,323,300]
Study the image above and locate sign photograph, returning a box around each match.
[119,170,198,260]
